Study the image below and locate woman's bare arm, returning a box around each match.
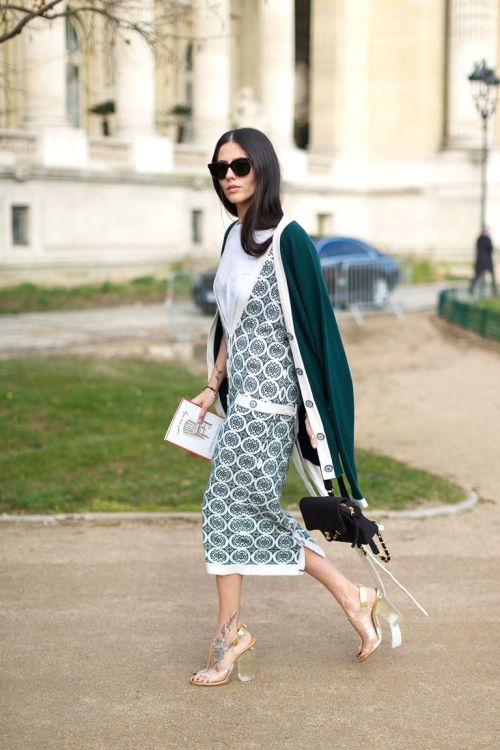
[191,337,227,420]
[208,336,227,392]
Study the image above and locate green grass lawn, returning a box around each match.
[0,274,192,315]
[0,358,466,514]
[404,257,472,285]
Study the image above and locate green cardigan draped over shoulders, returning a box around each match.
[279,220,362,500]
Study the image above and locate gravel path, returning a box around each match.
[343,312,500,502]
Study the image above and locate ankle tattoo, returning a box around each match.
[212,611,238,666]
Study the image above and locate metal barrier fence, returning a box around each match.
[165,257,411,335]
[437,287,500,342]
[321,258,411,323]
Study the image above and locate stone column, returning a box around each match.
[192,0,231,149]
[114,0,172,172]
[115,0,156,136]
[446,0,498,148]
[309,0,340,156]
[259,0,295,150]
[22,16,69,129]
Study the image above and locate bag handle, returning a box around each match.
[324,476,350,499]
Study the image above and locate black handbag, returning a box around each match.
[299,476,390,562]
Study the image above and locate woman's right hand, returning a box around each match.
[305,415,318,449]
[191,388,218,421]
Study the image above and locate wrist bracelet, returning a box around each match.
[204,385,218,395]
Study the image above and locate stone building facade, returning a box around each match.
[0,0,499,283]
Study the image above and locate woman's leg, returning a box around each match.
[214,572,243,646]
[304,546,379,659]
[191,573,253,684]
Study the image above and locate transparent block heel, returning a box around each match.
[377,596,403,628]
[237,643,256,682]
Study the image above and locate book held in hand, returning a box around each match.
[164,398,224,460]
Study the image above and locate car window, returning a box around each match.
[319,242,368,258]
[318,242,340,257]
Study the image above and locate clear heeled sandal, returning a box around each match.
[355,584,383,662]
[190,623,256,687]
[354,584,404,662]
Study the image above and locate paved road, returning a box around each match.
[0,302,205,359]
[1,507,499,750]
[0,283,455,360]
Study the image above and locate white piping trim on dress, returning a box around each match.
[234,393,296,416]
[206,562,305,576]
[295,533,325,560]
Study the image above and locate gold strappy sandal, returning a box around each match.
[190,624,256,687]
[355,584,383,662]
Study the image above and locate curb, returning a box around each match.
[0,490,478,524]
[367,489,478,519]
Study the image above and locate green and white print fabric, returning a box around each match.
[203,250,325,575]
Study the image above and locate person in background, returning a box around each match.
[470,227,497,295]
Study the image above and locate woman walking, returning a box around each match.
[190,127,383,686]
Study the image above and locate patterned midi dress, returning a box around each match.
[202,227,325,576]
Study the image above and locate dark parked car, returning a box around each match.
[191,234,401,315]
[314,236,400,308]
[192,268,218,315]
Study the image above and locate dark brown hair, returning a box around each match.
[209,128,283,257]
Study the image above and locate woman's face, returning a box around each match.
[216,141,257,219]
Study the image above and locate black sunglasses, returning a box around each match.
[207,157,253,180]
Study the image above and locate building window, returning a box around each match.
[316,213,333,237]
[66,20,81,127]
[192,209,203,244]
[12,206,30,246]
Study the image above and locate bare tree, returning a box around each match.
[0,1,195,49]
[0,1,229,131]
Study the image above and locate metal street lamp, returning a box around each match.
[468,59,500,232]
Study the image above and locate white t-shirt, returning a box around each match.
[214,222,274,331]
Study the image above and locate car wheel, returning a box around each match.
[372,277,390,308]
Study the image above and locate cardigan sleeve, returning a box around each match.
[280,221,363,500]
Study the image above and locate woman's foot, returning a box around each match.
[190,625,254,686]
[343,585,382,662]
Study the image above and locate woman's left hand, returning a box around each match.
[305,416,318,449]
